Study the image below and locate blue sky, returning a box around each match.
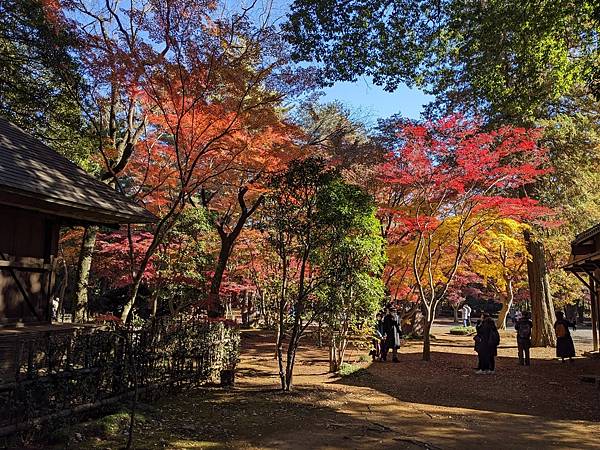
[223,0,434,123]
[320,78,434,122]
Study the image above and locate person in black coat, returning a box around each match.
[382,307,401,362]
[474,315,500,374]
[554,311,576,362]
[370,312,385,361]
[515,311,533,366]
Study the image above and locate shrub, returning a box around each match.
[450,326,476,335]
[358,354,370,363]
[338,363,361,376]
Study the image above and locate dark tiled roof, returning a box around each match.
[0,117,156,224]
[573,223,600,246]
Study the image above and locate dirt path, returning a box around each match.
[67,326,600,449]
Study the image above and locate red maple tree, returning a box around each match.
[60,0,309,321]
[378,115,551,360]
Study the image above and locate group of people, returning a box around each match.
[371,303,579,371]
[370,307,402,362]
[473,309,578,374]
[473,314,500,373]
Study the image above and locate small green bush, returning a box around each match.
[87,410,148,437]
[402,333,436,340]
[92,411,130,436]
[450,326,476,335]
[358,354,370,363]
[339,363,361,376]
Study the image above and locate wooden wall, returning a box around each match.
[0,204,59,324]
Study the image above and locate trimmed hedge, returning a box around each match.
[449,326,476,335]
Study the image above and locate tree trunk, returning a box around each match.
[208,238,232,318]
[73,225,98,322]
[422,304,433,361]
[284,313,301,391]
[150,290,159,318]
[496,295,512,330]
[121,276,143,322]
[452,305,459,323]
[337,336,348,369]
[276,321,286,389]
[285,341,298,391]
[524,231,556,347]
[576,299,585,324]
[241,290,248,327]
[329,336,337,373]
[205,189,263,318]
[328,331,348,373]
[316,320,323,347]
[422,319,432,361]
[496,281,514,330]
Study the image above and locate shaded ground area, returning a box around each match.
[45,325,600,449]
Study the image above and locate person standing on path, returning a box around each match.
[474,315,500,374]
[382,306,401,362]
[554,311,576,362]
[461,303,472,327]
[370,312,385,361]
[515,311,533,366]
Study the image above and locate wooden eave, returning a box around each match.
[572,223,600,247]
[0,117,157,225]
[563,249,600,274]
[0,187,155,226]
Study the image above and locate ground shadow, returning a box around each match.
[39,329,600,450]
[334,349,600,422]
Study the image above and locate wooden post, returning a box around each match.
[590,276,598,352]
[595,271,600,352]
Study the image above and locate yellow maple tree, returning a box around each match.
[470,218,530,329]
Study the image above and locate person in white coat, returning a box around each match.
[461,303,472,327]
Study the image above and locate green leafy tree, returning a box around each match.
[286,0,598,123]
[315,180,385,372]
[0,0,93,164]
[286,0,600,346]
[264,157,384,390]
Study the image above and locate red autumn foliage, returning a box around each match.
[93,231,158,288]
[377,115,553,360]
[378,115,552,240]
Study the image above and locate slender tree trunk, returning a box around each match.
[285,342,298,391]
[276,321,286,388]
[316,320,323,347]
[208,238,233,318]
[241,290,249,327]
[452,305,459,323]
[329,335,337,373]
[422,304,434,361]
[524,231,556,347]
[328,331,348,373]
[496,281,514,330]
[496,295,511,330]
[150,290,159,318]
[336,332,348,371]
[121,276,143,322]
[285,314,301,391]
[73,225,98,322]
[576,298,585,325]
[422,319,432,361]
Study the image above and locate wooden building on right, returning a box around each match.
[564,223,600,354]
